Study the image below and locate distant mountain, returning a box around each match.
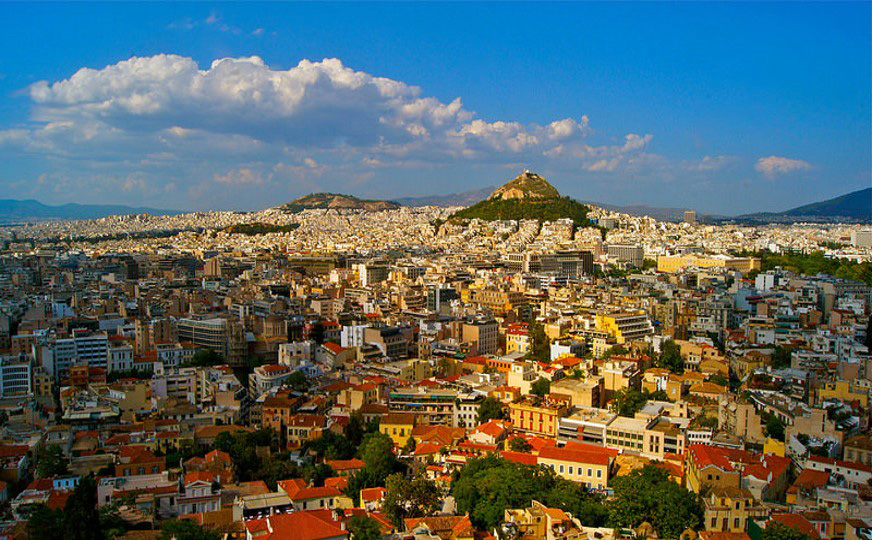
[449,171,591,226]
[395,186,495,208]
[278,193,400,213]
[0,199,181,223]
[780,188,871,218]
[732,188,872,223]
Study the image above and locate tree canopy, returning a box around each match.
[36,445,69,479]
[347,515,383,540]
[477,396,506,425]
[383,473,442,528]
[762,522,810,540]
[530,377,551,397]
[452,455,607,531]
[656,340,684,374]
[160,519,222,540]
[27,476,105,540]
[610,387,669,417]
[606,465,703,539]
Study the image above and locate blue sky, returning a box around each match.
[0,2,868,214]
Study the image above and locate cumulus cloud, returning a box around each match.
[0,54,669,207]
[12,54,651,167]
[755,155,812,178]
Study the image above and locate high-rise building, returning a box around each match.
[684,210,697,225]
[461,317,499,355]
[177,317,246,365]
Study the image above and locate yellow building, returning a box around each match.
[380,412,418,447]
[595,311,654,343]
[657,255,761,274]
[816,380,869,407]
[538,445,613,490]
[703,486,767,532]
[763,438,786,458]
[509,397,568,438]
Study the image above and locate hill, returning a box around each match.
[728,188,872,224]
[449,171,591,227]
[395,186,495,207]
[278,193,400,213]
[0,199,181,223]
[781,188,871,218]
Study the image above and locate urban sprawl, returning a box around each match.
[1,178,872,540]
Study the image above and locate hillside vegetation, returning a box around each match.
[449,172,592,227]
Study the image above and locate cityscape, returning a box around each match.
[0,3,871,540]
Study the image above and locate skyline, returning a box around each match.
[0,2,869,214]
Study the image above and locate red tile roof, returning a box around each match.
[501,451,538,466]
[770,514,821,540]
[243,510,349,540]
[538,446,610,466]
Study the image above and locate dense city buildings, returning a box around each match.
[0,173,870,540]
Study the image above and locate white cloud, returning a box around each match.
[682,155,737,172]
[1,54,669,206]
[16,54,648,167]
[213,167,266,185]
[755,155,812,178]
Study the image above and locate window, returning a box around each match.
[588,468,593,477]
[597,469,602,478]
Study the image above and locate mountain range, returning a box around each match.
[0,199,180,223]
[1,185,868,224]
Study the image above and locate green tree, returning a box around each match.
[183,349,224,367]
[286,370,310,392]
[606,465,702,539]
[530,377,551,397]
[601,345,629,360]
[708,374,729,387]
[656,340,684,374]
[63,475,102,540]
[762,522,810,540]
[347,515,383,540]
[525,322,552,363]
[762,411,786,442]
[508,437,533,453]
[305,463,336,487]
[402,436,417,455]
[771,346,792,369]
[214,428,275,482]
[452,455,606,531]
[303,430,356,461]
[358,431,400,482]
[383,473,441,528]
[26,506,64,540]
[610,387,667,417]
[36,445,69,478]
[477,396,506,424]
[159,519,221,540]
[696,415,718,429]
